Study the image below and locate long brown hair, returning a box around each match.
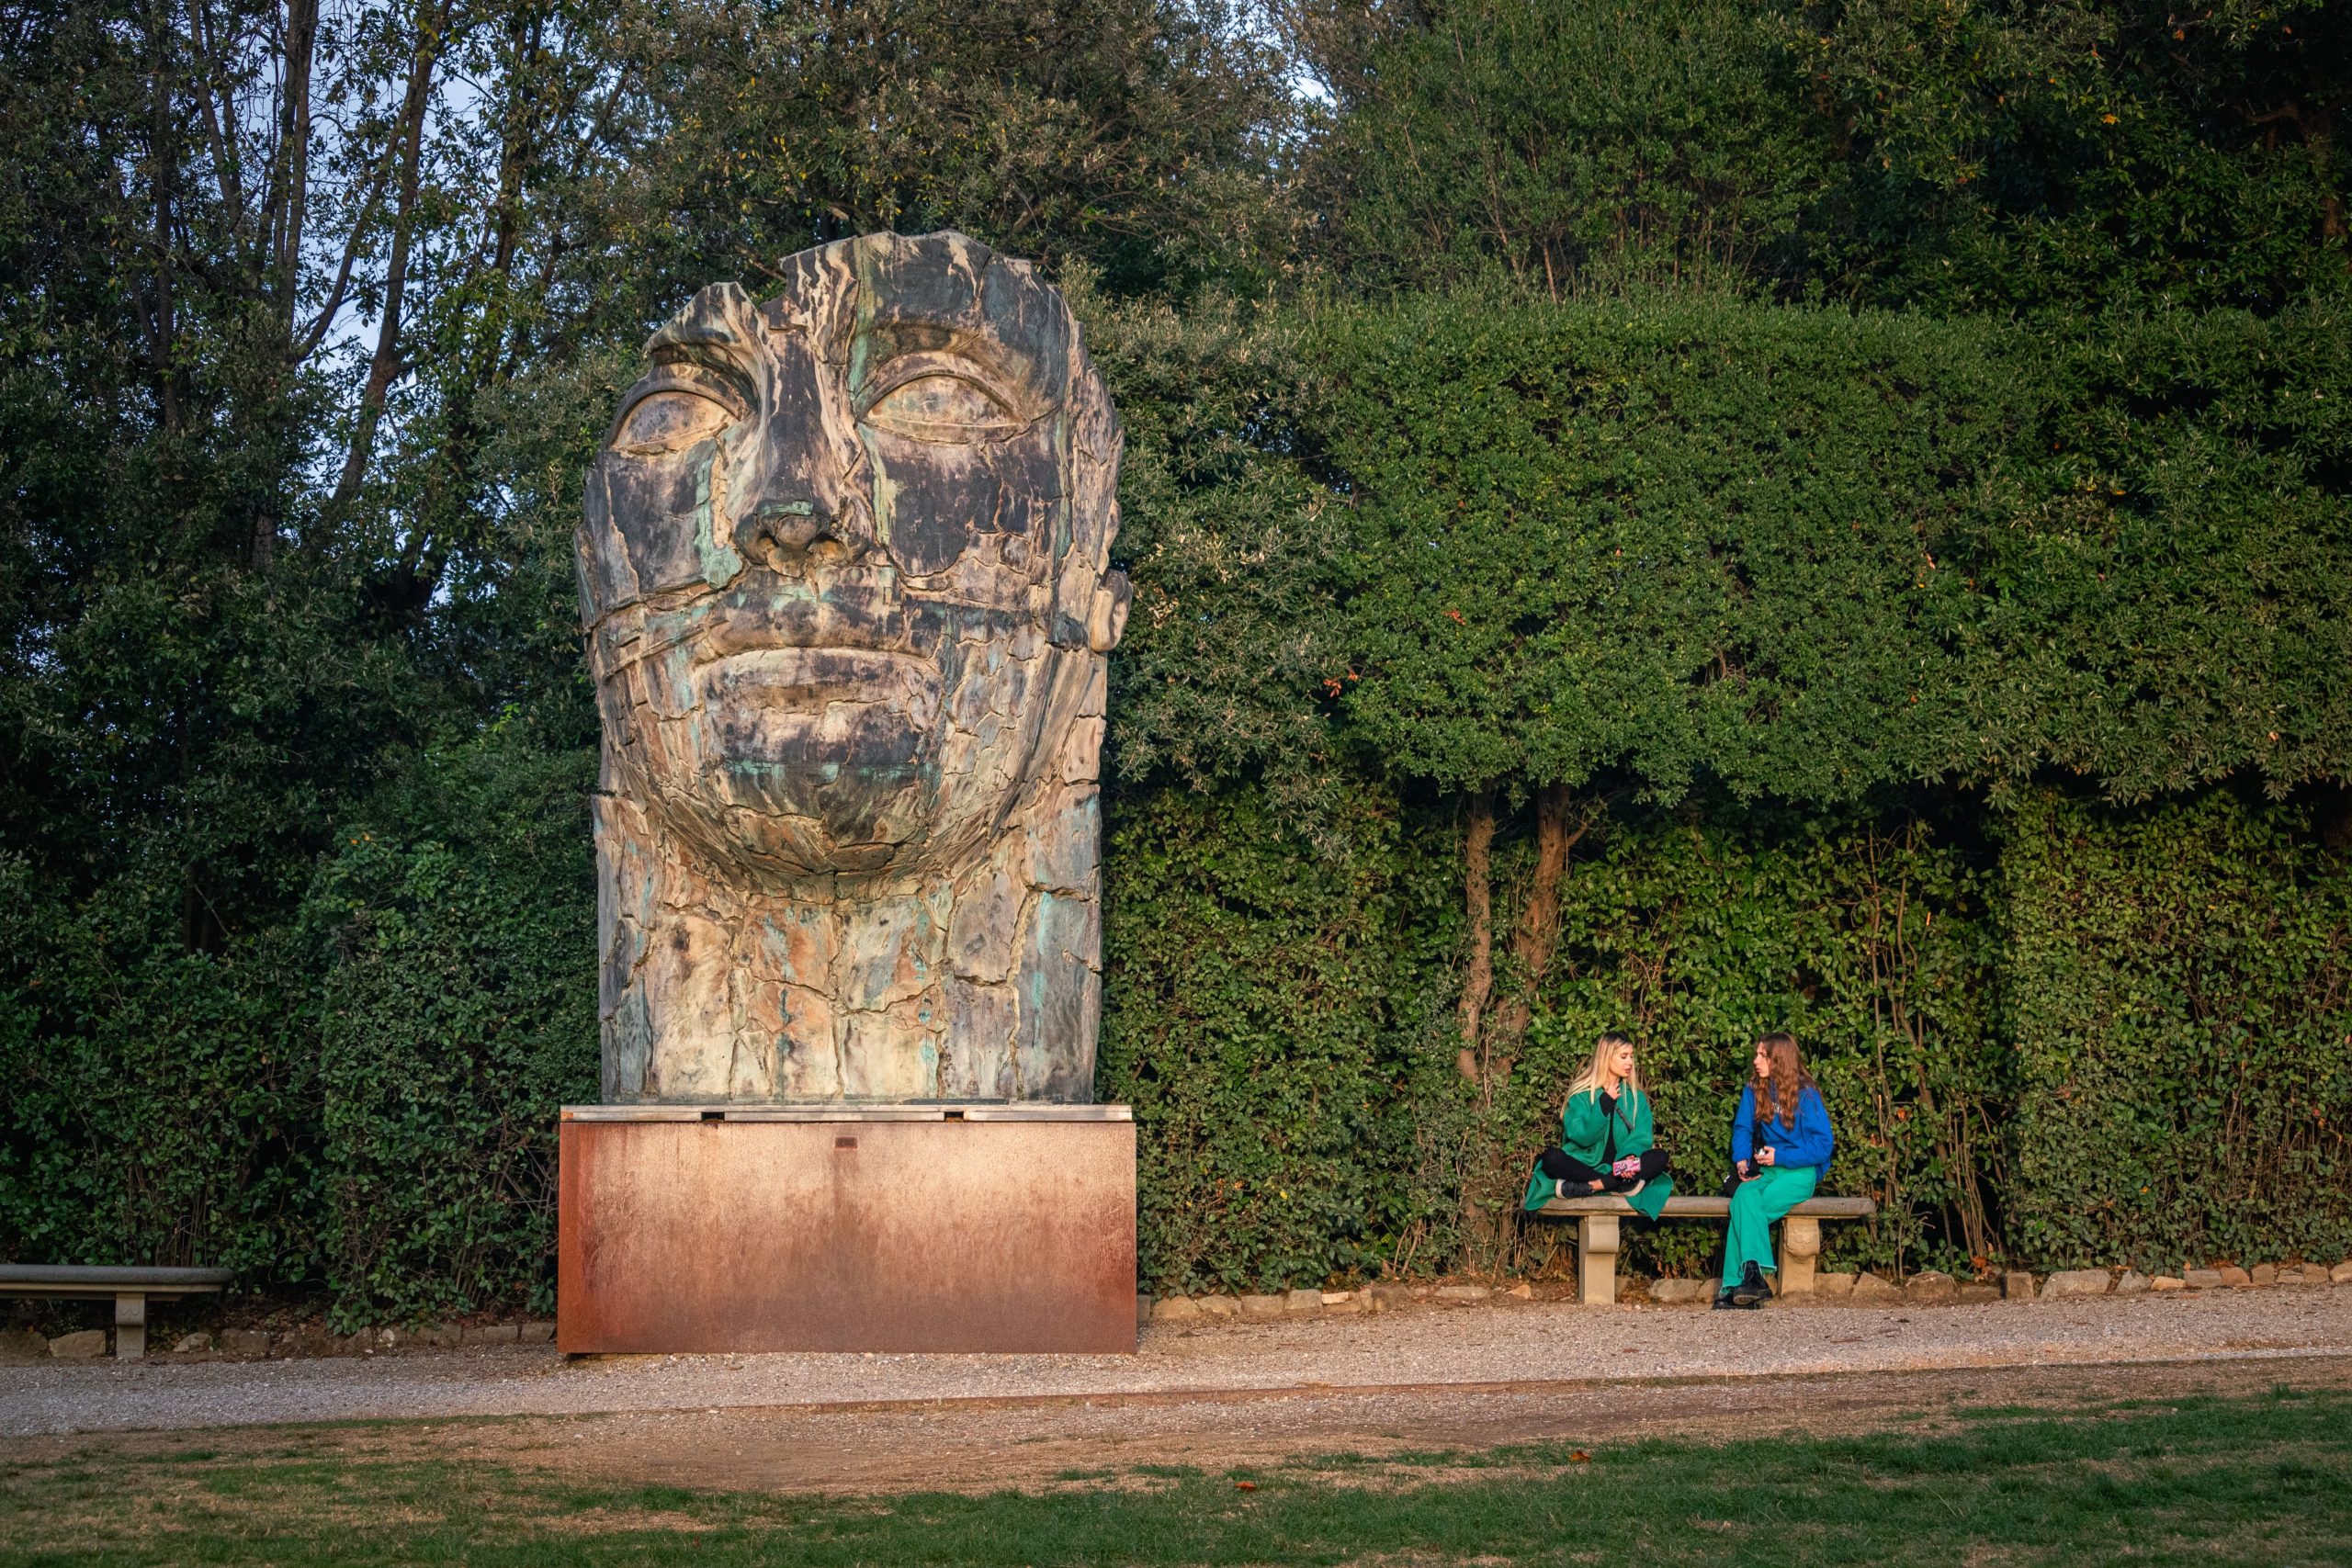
[1749,1032,1815,1128]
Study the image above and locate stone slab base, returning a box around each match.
[557,1105,1136,1355]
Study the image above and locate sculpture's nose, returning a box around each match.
[733,497,866,572]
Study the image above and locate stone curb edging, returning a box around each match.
[1145,1258,2352,1321]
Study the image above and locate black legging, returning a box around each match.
[1537,1146,1671,1191]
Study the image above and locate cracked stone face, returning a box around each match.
[576,231,1128,1102]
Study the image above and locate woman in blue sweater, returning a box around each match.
[1716,1032,1834,1310]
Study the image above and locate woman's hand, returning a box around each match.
[1756,1146,1776,1167]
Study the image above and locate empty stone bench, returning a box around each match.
[1536,1194,1878,1304]
[0,1266,231,1359]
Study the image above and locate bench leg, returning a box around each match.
[1778,1216,1821,1295]
[1577,1214,1620,1306]
[115,1293,146,1360]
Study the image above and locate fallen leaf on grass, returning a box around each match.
[1568,1451,1590,1464]
[1235,1482,1257,1492]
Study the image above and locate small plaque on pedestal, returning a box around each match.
[557,1104,1136,1355]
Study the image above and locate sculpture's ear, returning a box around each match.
[1050,346,1125,649]
[1086,569,1132,653]
[573,515,601,632]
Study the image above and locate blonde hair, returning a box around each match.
[1569,1032,1643,1099]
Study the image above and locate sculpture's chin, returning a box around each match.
[638,737,941,884]
[626,728,1016,888]
[667,795,925,881]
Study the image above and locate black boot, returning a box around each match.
[1729,1261,1773,1308]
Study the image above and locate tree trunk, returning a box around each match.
[145,3,182,437]
[1487,783,1589,1077]
[406,9,542,584]
[1453,789,1500,1264]
[331,0,448,509]
[275,0,320,334]
[1455,790,1497,1087]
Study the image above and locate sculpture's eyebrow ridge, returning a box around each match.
[639,282,764,403]
[640,345,756,410]
[643,281,763,358]
[861,312,1049,412]
[648,317,742,353]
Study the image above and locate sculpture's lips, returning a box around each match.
[684,591,930,664]
[700,646,934,710]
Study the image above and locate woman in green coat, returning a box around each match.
[1521,1032,1676,1221]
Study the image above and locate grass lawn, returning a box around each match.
[3,1386,2347,1565]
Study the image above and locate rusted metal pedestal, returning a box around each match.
[557,1104,1136,1355]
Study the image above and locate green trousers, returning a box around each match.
[1724,1165,1818,1283]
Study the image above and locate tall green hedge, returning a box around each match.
[1097,786,1456,1292]
[0,866,322,1283]
[1300,293,2352,805]
[311,729,598,1326]
[0,724,599,1325]
[1999,791,2352,1272]
[13,773,2336,1304]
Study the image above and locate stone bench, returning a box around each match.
[1536,1194,1879,1305]
[0,1266,231,1359]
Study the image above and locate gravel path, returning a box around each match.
[5,1288,2346,1438]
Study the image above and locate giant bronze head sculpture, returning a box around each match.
[576,232,1128,1102]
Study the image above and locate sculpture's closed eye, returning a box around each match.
[862,372,1024,445]
[614,389,738,457]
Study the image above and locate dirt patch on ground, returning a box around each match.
[12,1354,2349,1498]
